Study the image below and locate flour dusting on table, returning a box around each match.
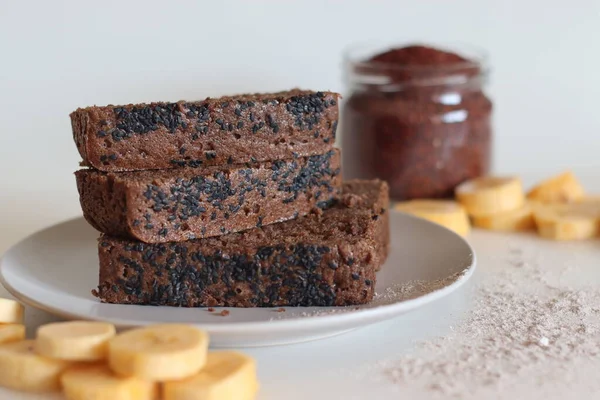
[370,240,600,398]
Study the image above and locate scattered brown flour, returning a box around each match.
[372,242,600,399]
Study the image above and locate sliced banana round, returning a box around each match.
[163,351,259,400]
[394,200,470,236]
[0,324,26,345]
[108,324,209,381]
[532,201,600,240]
[527,171,585,203]
[35,321,116,361]
[62,364,157,400]
[455,176,525,217]
[0,340,71,392]
[0,298,24,324]
[472,203,535,232]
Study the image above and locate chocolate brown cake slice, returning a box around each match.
[71,90,339,172]
[76,150,341,243]
[93,179,389,308]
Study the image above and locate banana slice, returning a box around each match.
[455,176,525,217]
[35,321,116,361]
[0,298,24,324]
[62,364,157,400]
[394,200,470,236]
[163,351,259,400]
[532,201,600,240]
[527,171,585,203]
[0,340,71,392]
[108,324,209,381]
[0,324,26,344]
[472,203,535,231]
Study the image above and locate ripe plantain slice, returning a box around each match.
[394,200,470,236]
[527,171,585,203]
[456,176,525,217]
[163,351,259,400]
[108,324,209,381]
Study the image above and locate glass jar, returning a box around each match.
[341,43,493,201]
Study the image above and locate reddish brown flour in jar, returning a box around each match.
[342,45,492,200]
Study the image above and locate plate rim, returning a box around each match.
[0,214,476,334]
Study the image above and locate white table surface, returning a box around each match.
[1,168,599,400]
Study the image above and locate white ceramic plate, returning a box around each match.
[0,211,475,347]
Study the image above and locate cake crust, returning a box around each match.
[94,180,389,307]
[71,90,339,171]
[76,150,342,243]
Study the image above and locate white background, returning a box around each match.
[1,0,600,251]
[1,2,600,399]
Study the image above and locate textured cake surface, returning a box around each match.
[94,180,389,307]
[76,150,341,243]
[71,90,339,171]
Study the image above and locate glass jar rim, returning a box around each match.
[343,41,489,73]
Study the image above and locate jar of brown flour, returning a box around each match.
[341,43,493,201]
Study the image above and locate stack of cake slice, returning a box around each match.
[71,90,390,307]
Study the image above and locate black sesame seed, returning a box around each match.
[347,258,355,266]
[109,154,118,160]
[97,130,107,137]
[237,121,244,129]
[365,279,372,286]
[352,273,360,280]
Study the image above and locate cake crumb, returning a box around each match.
[276,307,286,312]
[219,310,230,317]
[207,307,215,312]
